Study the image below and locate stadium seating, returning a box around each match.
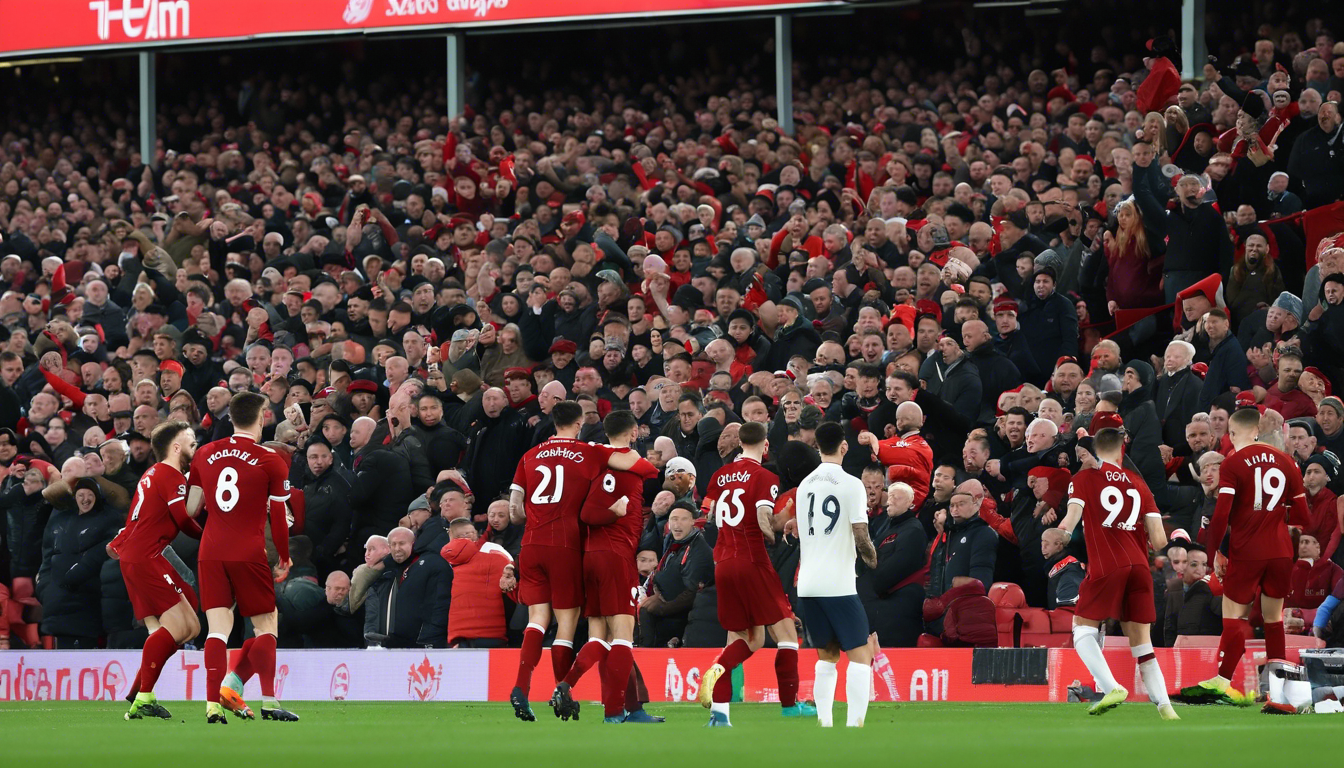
[989,582,1071,648]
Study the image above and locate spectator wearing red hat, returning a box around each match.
[158,360,185,401]
[545,339,579,392]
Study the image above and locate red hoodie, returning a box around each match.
[441,537,516,646]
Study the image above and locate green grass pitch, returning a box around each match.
[2,701,1335,767]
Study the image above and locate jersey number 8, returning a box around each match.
[215,467,240,513]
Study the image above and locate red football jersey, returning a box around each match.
[581,449,658,559]
[1067,462,1159,577]
[190,434,291,563]
[513,437,613,550]
[110,463,193,563]
[706,456,779,565]
[1204,443,1307,560]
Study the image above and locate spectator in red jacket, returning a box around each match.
[441,518,516,648]
[1301,455,1340,562]
[857,401,933,508]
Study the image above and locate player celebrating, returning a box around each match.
[187,392,297,724]
[504,400,648,722]
[795,422,877,727]
[697,421,793,727]
[1185,407,1309,703]
[1058,427,1178,719]
[111,421,202,721]
[549,410,661,723]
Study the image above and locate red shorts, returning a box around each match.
[197,559,275,617]
[583,550,638,618]
[1075,564,1154,624]
[518,545,583,610]
[714,558,790,632]
[1222,557,1293,605]
[120,557,198,621]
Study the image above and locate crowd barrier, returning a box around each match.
[0,646,1300,703]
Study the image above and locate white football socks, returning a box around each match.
[1131,643,1171,708]
[814,660,838,727]
[845,663,871,727]
[1072,625,1118,693]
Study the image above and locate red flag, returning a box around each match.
[1302,201,1344,268]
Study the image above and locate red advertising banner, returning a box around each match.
[487,647,1053,704]
[0,0,838,57]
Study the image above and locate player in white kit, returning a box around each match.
[793,422,877,727]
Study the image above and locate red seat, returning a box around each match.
[989,582,1056,646]
[1047,608,1075,633]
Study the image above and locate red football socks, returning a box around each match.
[775,643,800,707]
[139,628,178,694]
[231,636,257,683]
[126,666,142,699]
[251,632,277,698]
[1264,621,1286,661]
[514,625,544,693]
[551,640,575,683]
[564,639,608,687]
[1217,618,1249,680]
[602,641,635,718]
[204,636,227,703]
[712,639,753,704]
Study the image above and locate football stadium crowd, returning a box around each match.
[3,4,1344,653]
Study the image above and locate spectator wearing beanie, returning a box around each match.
[1018,266,1079,380]
[1317,397,1344,457]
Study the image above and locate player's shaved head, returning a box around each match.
[229,390,268,431]
[1228,407,1262,446]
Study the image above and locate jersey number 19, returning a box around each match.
[806,493,840,536]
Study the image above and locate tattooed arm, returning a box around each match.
[853,522,877,569]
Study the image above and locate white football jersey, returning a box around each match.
[795,462,869,597]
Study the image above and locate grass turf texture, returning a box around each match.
[2,701,1335,767]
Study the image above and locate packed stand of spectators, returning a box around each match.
[5,6,1344,652]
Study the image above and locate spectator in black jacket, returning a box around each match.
[414,391,467,478]
[1017,267,1079,380]
[302,439,354,574]
[36,477,119,648]
[1286,101,1344,208]
[461,388,530,517]
[926,483,998,601]
[1199,309,1251,409]
[1133,150,1234,302]
[1040,529,1083,611]
[992,297,1045,386]
[638,504,712,647]
[861,482,928,647]
[925,335,981,417]
[3,466,50,579]
[1153,340,1203,451]
[765,295,822,372]
[349,416,415,548]
[382,526,451,648]
[962,320,1019,424]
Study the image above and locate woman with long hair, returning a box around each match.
[1104,199,1166,317]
